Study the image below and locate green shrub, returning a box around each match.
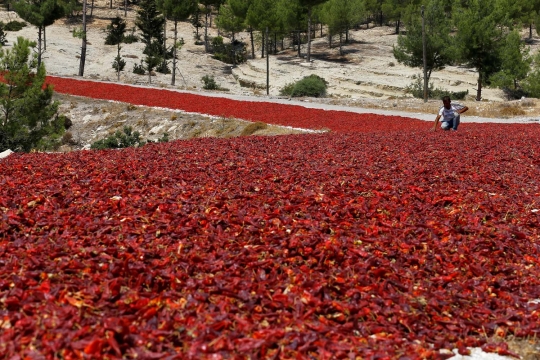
[280,75,328,98]
[155,61,170,74]
[4,21,26,31]
[133,61,145,75]
[91,126,144,150]
[201,75,219,90]
[406,74,468,100]
[112,55,126,72]
[122,27,139,44]
[211,36,247,64]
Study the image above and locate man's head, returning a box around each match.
[442,96,451,109]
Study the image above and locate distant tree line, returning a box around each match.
[3,0,540,100]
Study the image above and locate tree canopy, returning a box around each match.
[0,37,63,152]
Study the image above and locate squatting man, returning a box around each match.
[433,96,469,131]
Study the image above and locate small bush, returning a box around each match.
[241,122,267,136]
[91,126,144,150]
[211,36,247,65]
[123,27,139,44]
[112,55,126,72]
[280,75,328,98]
[155,61,170,74]
[60,115,73,130]
[133,62,145,75]
[4,21,26,31]
[202,75,219,90]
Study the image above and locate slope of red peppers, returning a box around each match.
[1,77,540,359]
[45,76,430,133]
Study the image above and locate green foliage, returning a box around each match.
[201,74,219,90]
[155,60,171,74]
[211,36,247,64]
[406,74,468,100]
[488,30,531,97]
[523,53,540,98]
[105,17,127,45]
[136,0,166,76]
[216,2,245,36]
[280,74,328,98]
[0,37,63,152]
[453,0,511,100]
[156,0,197,21]
[320,0,364,38]
[393,0,454,90]
[2,20,27,31]
[123,27,139,43]
[112,55,126,71]
[90,126,144,150]
[133,61,146,74]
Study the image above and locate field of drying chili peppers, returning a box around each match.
[1,77,540,359]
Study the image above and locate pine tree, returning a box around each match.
[136,0,166,82]
[453,0,511,101]
[156,0,197,85]
[298,0,329,62]
[488,31,531,96]
[13,0,64,68]
[106,17,127,81]
[393,0,454,93]
[0,37,63,152]
[320,0,364,55]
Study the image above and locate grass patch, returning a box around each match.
[240,122,268,136]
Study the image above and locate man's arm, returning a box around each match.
[433,114,441,131]
[458,105,469,114]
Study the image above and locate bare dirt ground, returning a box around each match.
[1,2,540,151]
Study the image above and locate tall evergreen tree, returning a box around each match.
[13,0,64,68]
[488,30,531,94]
[156,0,197,85]
[0,37,63,152]
[393,0,454,92]
[136,0,166,82]
[246,0,277,57]
[382,0,420,34]
[453,0,511,101]
[105,17,127,81]
[298,0,329,62]
[320,0,364,54]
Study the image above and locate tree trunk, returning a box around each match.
[204,9,209,52]
[110,0,112,9]
[274,32,277,54]
[124,0,127,17]
[79,0,87,76]
[44,26,46,51]
[162,18,167,72]
[320,23,323,37]
[339,32,342,56]
[345,27,349,43]
[306,7,312,62]
[90,0,94,17]
[261,31,265,58]
[250,28,255,59]
[476,72,482,101]
[530,23,533,39]
[172,20,177,86]
[37,26,43,69]
[297,31,301,58]
[117,43,121,81]
[328,33,332,48]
